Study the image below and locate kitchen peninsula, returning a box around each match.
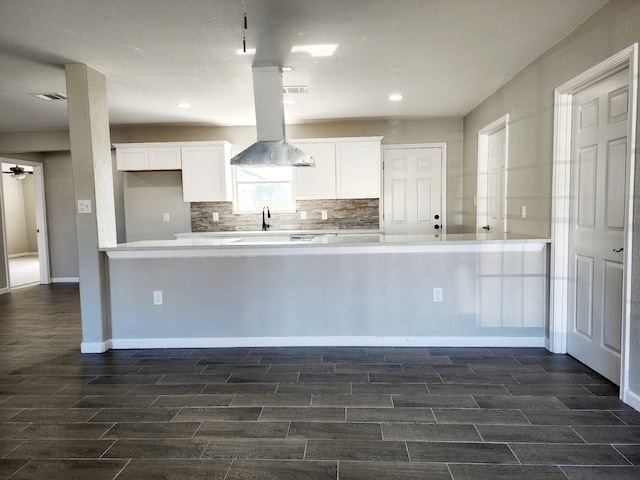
[96,232,550,353]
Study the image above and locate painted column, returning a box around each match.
[65,64,117,353]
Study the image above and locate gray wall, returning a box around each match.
[462,0,640,392]
[108,245,548,344]
[123,171,190,242]
[42,150,126,280]
[43,152,79,279]
[463,0,640,237]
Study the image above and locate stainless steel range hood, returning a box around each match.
[230,66,314,167]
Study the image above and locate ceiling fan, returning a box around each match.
[1,165,33,180]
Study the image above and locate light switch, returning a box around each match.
[77,200,92,214]
[163,213,170,222]
[521,205,527,219]
[300,211,307,220]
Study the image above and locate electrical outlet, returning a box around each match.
[153,290,163,305]
[321,210,328,220]
[212,212,219,222]
[300,211,307,220]
[77,199,92,214]
[163,213,170,222]
[521,205,527,219]
[433,287,443,303]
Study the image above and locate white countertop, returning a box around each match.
[102,231,550,254]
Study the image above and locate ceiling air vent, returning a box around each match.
[30,92,68,101]
[282,85,308,94]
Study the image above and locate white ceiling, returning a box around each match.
[0,0,609,132]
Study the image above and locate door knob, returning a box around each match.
[613,247,624,253]
[482,225,490,231]
[434,224,440,230]
[434,214,440,220]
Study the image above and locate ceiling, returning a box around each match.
[0,0,609,132]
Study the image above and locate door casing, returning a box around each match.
[550,44,638,406]
[0,159,50,292]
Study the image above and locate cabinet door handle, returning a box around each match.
[482,225,490,231]
[613,247,624,253]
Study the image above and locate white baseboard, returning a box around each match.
[52,277,79,283]
[623,389,640,412]
[81,340,112,354]
[0,287,9,295]
[8,252,39,258]
[109,336,546,350]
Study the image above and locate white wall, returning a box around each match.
[1,169,31,256]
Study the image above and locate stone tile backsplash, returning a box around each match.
[191,198,380,232]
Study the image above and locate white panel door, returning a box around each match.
[383,146,443,234]
[567,68,629,384]
[486,127,506,233]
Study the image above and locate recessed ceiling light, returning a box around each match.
[236,48,256,55]
[283,99,297,105]
[281,66,294,72]
[389,93,404,101]
[176,102,191,108]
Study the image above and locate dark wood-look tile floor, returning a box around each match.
[1,284,639,479]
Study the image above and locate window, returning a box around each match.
[233,166,295,213]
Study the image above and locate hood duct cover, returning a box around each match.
[230,66,314,167]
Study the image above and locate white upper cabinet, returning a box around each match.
[114,144,181,171]
[336,139,382,198]
[148,147,181,170]
[291,137,382,199]
[291,141,337,199]
[181,142,232,202]
[114,141,233,202]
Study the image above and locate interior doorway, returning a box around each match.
[477,115,509,234]
[551,45,637,405]
[0,160,50,292]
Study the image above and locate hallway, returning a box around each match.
[0,285,639,479]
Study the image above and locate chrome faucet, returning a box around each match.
[262,205,271,231]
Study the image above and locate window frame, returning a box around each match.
[232,165,296,214]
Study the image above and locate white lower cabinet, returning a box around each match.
[291,137,382,199]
